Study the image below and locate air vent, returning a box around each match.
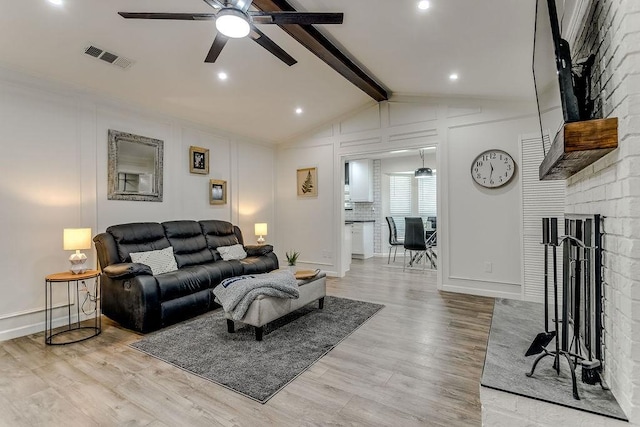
[83,45,134,70]
[84,45,103,58]
[99,51,118,64]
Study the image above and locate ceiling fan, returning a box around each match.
[118,0,343,66]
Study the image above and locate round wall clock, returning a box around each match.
[471,149,516,188]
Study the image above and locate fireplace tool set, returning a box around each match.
[525,216,607,400]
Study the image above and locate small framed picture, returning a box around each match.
[209,179,227,205]
[189,146,209,175]
[297,167,318,197]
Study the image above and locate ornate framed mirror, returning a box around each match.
[107,130,163,202]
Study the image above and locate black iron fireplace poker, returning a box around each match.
[525,217,557,356]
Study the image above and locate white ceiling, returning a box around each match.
[0,0,546,143]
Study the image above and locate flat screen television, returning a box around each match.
[532,0,582,153]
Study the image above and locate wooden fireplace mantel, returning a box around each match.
[539,117,618,180]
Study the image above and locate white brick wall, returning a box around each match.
[565,0,640,422]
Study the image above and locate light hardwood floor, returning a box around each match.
[0,258,494,426]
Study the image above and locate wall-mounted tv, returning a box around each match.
[532,0,582,152]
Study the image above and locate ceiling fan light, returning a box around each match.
[414,167,433,178]
[216,8,251,38]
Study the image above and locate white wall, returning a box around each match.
[276,97,541,296]
[0,68,275,341]
[275,143,336,270]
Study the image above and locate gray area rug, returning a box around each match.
[130,296,384,403]
[482,298,627,421]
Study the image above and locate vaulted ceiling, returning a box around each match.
[0,1,563,143]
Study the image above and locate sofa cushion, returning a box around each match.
[199,220,239,259]
[241,254,279,274]
[200,260,245,286]
[130,247,178,275]
[155,265,214,302]
[163,220,215,268]
[155,261,244,302]
[218,244,247,261]
[107,222,171,263]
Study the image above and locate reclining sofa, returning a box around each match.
[93,220,279,333]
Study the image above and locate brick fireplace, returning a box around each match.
[482,1,640,425]
[565,0,640,421]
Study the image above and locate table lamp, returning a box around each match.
[254,223,267,245]
[63,228,92,274]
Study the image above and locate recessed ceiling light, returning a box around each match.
[295,107,303,115]
[217,72,228,80]
[449,73,459,81]
[417,1,430,10]
[48,0,63,5]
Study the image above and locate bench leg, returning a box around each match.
[319,297,324,309]
[255,326,263,341]
[227,319,235,333]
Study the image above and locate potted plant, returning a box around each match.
[285,250,300,272]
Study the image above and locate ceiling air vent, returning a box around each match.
[83,45,134,70]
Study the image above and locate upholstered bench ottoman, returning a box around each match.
[225,271,326,341]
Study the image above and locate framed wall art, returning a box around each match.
[189,146,209,175]
[297,167,318,197]
[209,179,227,205]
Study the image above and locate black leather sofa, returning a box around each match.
[93,220,279,333]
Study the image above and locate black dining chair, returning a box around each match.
[385,217,404,264]
[403,217,428,271]
[424,230,437,269]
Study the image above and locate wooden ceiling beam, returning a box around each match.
[252,0,389,102]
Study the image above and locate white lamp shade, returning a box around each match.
[216,9,251,38]
[63,228,92,251]
[254,223,268,236]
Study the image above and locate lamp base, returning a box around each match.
[69,251,88,275]
[257,236,265,245]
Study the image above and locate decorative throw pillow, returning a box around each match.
[217,244,247,261]
[130,246,178,275]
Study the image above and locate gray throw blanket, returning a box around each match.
[213,270,299,320]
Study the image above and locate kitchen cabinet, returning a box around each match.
[351,222,374,259]
[349,159,373,202]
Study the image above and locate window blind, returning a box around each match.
[389,175,412,237]
[418,175,437,218]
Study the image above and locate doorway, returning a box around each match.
[339,145,439,278]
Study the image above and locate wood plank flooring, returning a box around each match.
[0,258,494,426]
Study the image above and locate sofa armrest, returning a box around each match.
[245,244,274,257]
[103,263,153,279]
[101,273,160,333]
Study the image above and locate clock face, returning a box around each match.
[471,149,516,188]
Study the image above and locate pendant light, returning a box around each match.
[414,149,433,178]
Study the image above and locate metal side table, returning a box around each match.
[44,269,101,345]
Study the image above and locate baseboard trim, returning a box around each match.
[441,283,521,300]
[0,312,89,342]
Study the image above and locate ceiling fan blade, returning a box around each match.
[118,12,216,21]
[249,27,297,66]
[202,0,225,9]
[205,34,229,63]
[249,12,343,25]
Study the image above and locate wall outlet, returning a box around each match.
[484,262,493,273]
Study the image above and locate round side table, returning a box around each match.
[45,269,101,345]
